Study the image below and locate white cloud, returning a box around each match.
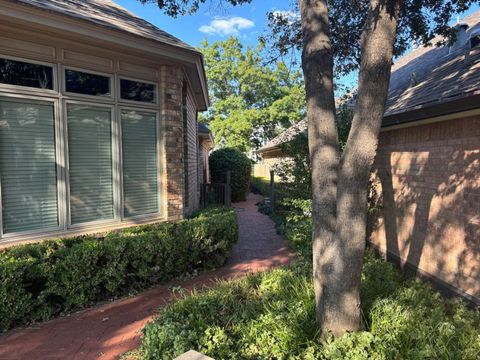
[199,17,255,36]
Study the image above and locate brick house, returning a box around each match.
[0,0,209,247]
[371,13,480,304]
[258,12,480,304]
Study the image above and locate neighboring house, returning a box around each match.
[198,123,214,185]
[371,14,480,304]
[257,12,480,304]
[0,0,209,247]
[255,119,307,179]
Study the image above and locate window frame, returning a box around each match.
[118,106,162,221]
[0,94,63,239]
[63,99,120,229]
[0,54,58,96]
[62,66,115,102]
[118,76,159,106]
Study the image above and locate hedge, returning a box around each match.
[0,207,238,332]
[210,148,252,202]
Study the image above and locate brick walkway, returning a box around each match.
[0,194,294,360]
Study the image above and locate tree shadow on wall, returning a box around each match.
[372,121,480,301]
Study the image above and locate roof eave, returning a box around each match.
[382,92,480,128]
[1,0,210,110]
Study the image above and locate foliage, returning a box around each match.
[210,148,252,202]
[140,202,480,359]
[271,103,354,199]
[265,1,477,76]
[0,208,238,332]
[199,37,305,152]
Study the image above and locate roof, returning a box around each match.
[258,119,307,153]
[259,10,480,153]
[15,0,198,54]
[198,123,211,135]
[384,10,480,125]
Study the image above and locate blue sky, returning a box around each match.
[115,0,287,48]
[115,0,479,91]
[116,1,480,49]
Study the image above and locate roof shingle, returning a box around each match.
[16,0,198,53]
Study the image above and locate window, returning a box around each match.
[67,104,114,224]
[0,98,58,233]
[0,58,53,90]
[121,110,159,217]
[120,79,156,103]
[65,69,111,97]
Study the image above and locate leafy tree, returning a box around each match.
[199,37,305,152]
[274,101,353,200]
[140,0,477,337]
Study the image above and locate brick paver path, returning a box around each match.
[0,193,294,360]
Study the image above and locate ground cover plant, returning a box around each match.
[140,199,480,359]
[0,207,237,332]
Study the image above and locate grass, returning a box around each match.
[133,187,480,359]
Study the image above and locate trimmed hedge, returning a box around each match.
[210,148,252,202]
[0,207,238,332]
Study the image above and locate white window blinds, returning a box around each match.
[67,104,114,224]
[121,110,159,217]
[0,98,58,234]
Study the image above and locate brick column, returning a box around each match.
[160,65,185,220]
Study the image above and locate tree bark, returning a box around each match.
[299,0,402,337]
[298,0,339,331]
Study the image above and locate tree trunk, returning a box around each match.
[298,0,339,330]
[299,0,402,337]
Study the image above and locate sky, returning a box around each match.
[115,0,289,48]
[115,0,480,91]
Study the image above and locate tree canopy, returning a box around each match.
[199,37,305,152]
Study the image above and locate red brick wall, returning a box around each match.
[370,115,480,302]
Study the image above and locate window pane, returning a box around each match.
[122,110,158,217]
[120,79,156,103]
[65,69,110,96]
[0,58,53,90]
[67,105,114,224]
[0,99,58,233]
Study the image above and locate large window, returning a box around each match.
[0,58,53,90]
[121,110,159,217]
[67,104,114,224]
[0,98,58,234]
[0,56,163,241]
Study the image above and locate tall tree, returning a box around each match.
[199,37,305,152]
[140,0,477,336]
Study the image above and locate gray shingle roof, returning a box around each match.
[385,10,480,119]
[258,119,307,152]
[259,10,480,152]
[16,0,198,53]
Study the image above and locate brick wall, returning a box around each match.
[370,115,480,302]
[159,65,185,221]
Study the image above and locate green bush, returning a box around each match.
[0,207,238,332]
[141,254,480,360]
[210,148,252,202]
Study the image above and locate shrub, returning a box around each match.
[0,207,238,332]
[140,199,480,359]
[141,254,480,360]
[210,148,252,202]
